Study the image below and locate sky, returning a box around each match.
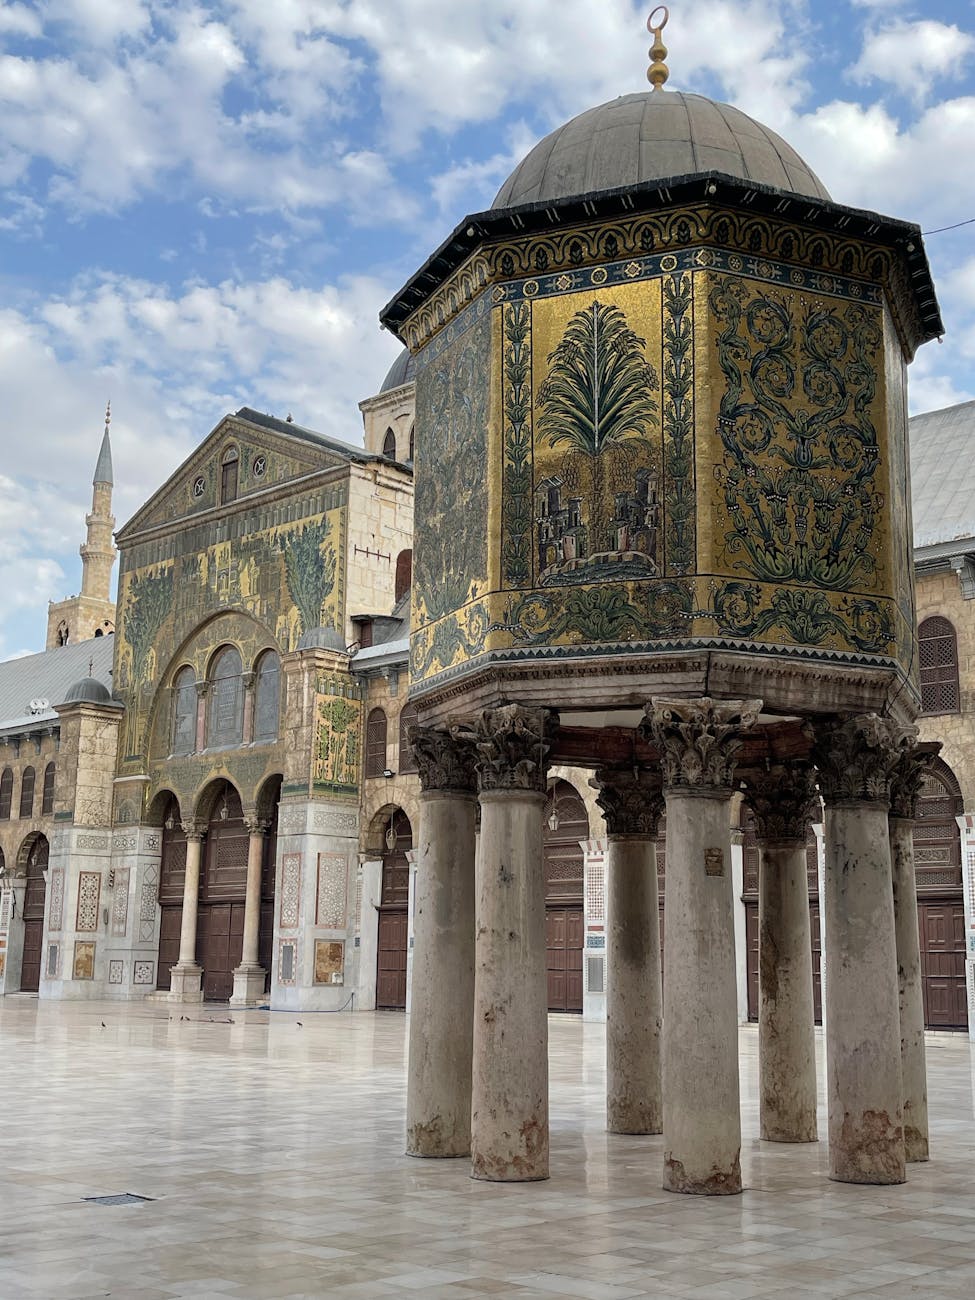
[1,0,975,660]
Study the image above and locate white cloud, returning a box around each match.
[0,2,42,38]
[853,20,975,99]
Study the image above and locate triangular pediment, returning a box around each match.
[118,410,371,540]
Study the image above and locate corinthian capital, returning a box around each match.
[812,714,915,807]
[455,706,556,794]
[590,767,664,838]
[743,763,818,843]
[889,739,940,821]
[643,697,761,792]
[409,725,478,795]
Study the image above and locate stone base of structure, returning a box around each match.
[166,963,204,1002]
[230,964,268,1007]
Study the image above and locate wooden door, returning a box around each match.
[919,901,968,1029]
[546,907,583,1012]
[377,909,408,1008]
[156,907,182,991]
[20,841,48,993]
[809,901,822,1024]
[198,902,245,1002]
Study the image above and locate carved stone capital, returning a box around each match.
[195,682,210,699]
[642,696,762,792]
[455,706,556,795]
[889,740,940,821]
[812,714,915,807]
[409,725,478,795]
[243,815,269,836]
[743,763,818,843]
[181,822,206,841]
[590,767,664,838]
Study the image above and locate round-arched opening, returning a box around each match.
[543,779,589,1013]
[18,832,49,992]
[206,646,244,749]
[376,806,413,1010]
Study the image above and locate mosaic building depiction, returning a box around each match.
[0,18,974,1207]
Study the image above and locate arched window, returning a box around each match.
[171,666,197,756]
[0,769,11,819]
[19,767,35,819]
[919,616,960,714]
[207,646,244,748]
[408,425,415,461]
[365,708,388,777]
[253,651,281,743]
[382,428,396,460]
[395,549,412,603]
[41,762,55,816]
[398,701,418,774]
[221,446,239,504]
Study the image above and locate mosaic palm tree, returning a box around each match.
[537,300,658,554]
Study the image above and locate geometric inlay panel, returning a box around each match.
[139,865,158,943]
[316,854,348,929]
[280,854,301,930]
[133,960,155,985]
[111,868,130,938]
[278,938,297,985]
[48,867,64,932]
[108,959,124,985]
[76,872,101,932]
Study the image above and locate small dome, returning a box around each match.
[380,349,416,393]
[63,677,112,704]
[494,90,830,209]
[296,626,347,652]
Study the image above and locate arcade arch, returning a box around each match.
[372,805,413,1010]
[543,778,589,1013]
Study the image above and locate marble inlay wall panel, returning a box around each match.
[47,868,64,932]
[133,960,154,985]
[316,853,348,928]
[139,865,158,943]
[108,959,124,985]
[76,873,101,933]
[314,939,344,985]
[279,854,301,929]
[110,868,130,938]
[73,941,95,980]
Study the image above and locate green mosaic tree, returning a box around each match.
[537,300,658,552]
[280,518,337,634]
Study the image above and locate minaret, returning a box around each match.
[46,405,118,649]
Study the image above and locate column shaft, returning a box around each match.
[471,790,549,1181]
[177,834,203,966]
[890,815,929,1162]
[823,803,905,1183]
[662,790,741,1193]
[759,839,817,1142]
[606,836,661,1134]
[240,830,265,967]
[406,791,476,1157]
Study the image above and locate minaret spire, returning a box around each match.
[46,405,118,648]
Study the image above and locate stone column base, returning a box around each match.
[230,964,268,1007]
[167,964,204,1002]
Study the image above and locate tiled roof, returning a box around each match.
[910,400,975,551]
[0,635,115,731]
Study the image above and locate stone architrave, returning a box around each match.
[405,724,478,1159]
[813,714,910,1185]
[889,740,939,1164]
[231,816,269,1007]
[591,766,665,1135]
[169,824,205,1002]
[645,696,761,1195]
[744,764,819,1144]
[461,705,556,1182]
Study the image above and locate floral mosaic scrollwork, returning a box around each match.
[499,580,693,647]
[709,582,895,654]
[501,301,533,587]
[662,272,695,574]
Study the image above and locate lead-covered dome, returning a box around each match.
[380,349,415,393]
[63,677,112,704]
[494,90,830,209]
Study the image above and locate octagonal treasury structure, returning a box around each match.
[382,170,941,731]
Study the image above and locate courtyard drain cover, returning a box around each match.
[83,1194,154,1206]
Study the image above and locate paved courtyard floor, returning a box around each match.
[0,999,974,1299]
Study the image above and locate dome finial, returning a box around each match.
[647,6,670,91]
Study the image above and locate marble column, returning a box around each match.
[169,826,204,1002]
[405,725,478,1158]
[463,705,555,1183]
[591,766,664,1134]
[645,697,761,1195]
[744,765,819,1144]
[889,742,939,1163]
[813,715,909,1185]
[231,818,268,1007]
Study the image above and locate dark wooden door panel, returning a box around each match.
[20,919,43,993]
[920,901,967,1030]
[198,902,245,1002]
[546,906,583,1013]
[377,908,407,1009]
[157,905,183,991]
